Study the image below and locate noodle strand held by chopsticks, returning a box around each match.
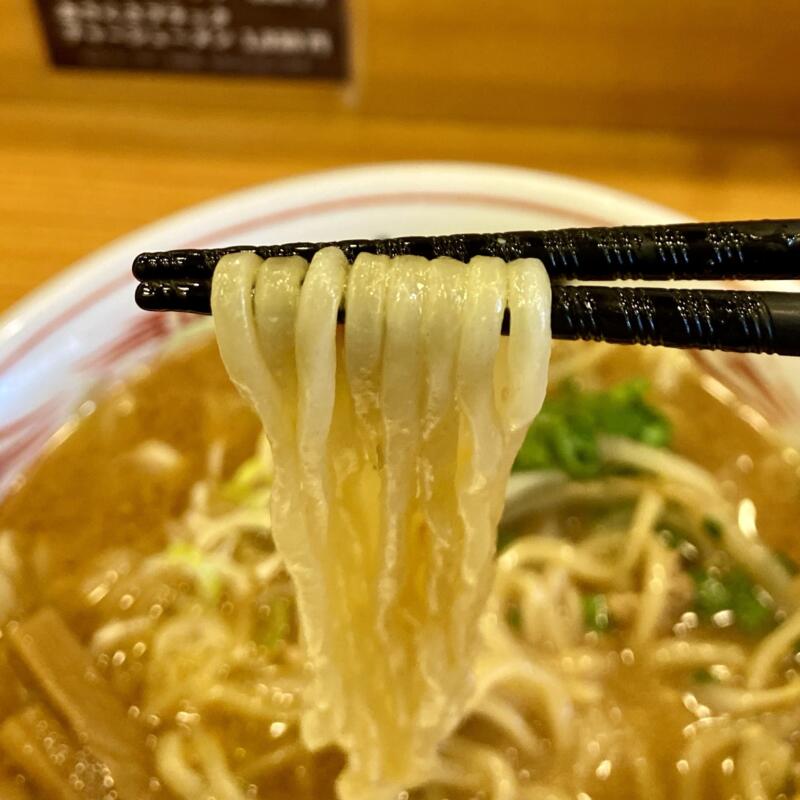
[212,248,551,799]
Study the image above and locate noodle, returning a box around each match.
[212,248,552,799]
[600,437,796,607]
[748,607,800,688]
[156,730,206,800]
[649,639,748,671]
[696,680,800,714]
[442,737,519,800]
[631,537,679,646]
[616,488,664,577]
[499,537,618,586]
[469,694,541,755]
[112,380,799,800]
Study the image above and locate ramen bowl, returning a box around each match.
[2,163,800,800]
[2,162,798,495]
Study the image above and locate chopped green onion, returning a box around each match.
[506,605,522,631]
[514,379,671,479]
[496,524,520,553]
[702,517,723,541]
[582,593,612,633]
[692,668,717,684]
[692,567,775,635]
[258,596,292,649]
[220,453,270,506]
[657,524,687,550]
[776,551,799,576]
[164,541,223,604]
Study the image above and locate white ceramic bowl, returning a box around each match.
[1,162,798,497]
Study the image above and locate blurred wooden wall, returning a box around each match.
[359,0,800,134]
[2,0,799,135]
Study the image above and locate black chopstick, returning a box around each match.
[132,218,800,356]
[135,279,800,356]
[133,219,800,282]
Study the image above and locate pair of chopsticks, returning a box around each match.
[133,219,800,356]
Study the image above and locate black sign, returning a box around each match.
[34,0,349,79]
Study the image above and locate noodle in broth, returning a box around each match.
[211,248,551,798]
[0,251,798,800]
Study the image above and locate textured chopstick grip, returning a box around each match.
[551,287,798,355]
[136,280,210,314]
[132,219,800,283]
[134,280,800,356]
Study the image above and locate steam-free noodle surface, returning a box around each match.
[211,248,552,798]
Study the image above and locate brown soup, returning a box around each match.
[0,338,798,800]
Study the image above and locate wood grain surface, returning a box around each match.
[1,0,799,313]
